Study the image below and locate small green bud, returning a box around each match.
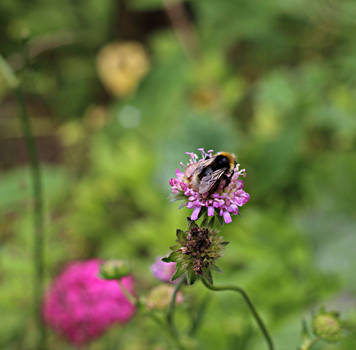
[312,308,342,342]
[100,260,131,280]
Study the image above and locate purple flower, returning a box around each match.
[43,259,136,346]
[169,149,250,224]
[150,257,176,283]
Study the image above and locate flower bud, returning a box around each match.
[145,285,183,310]
[100,260,131,280]
[312,308,342,342]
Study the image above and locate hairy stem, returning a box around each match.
[166,276,186,349]
[202,279,274,350]
[15,88,46,350]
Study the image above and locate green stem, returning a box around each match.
[300,337,320,350]
[166,276,186,349]
[146,312,184,350]
[117,280,137,306]
[189,294,211,336]
[202,279,274,350]
[15,87,46,350]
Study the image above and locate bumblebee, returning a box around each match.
[185,152,236,196]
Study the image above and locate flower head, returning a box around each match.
[150,257,176,283]
[169,149,250,224]
[163,219,228,284]
[43,259,136,346]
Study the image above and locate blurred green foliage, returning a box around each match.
[0,0,355,349]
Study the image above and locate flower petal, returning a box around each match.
[223,211,232,224]
[191,206,201,221]
[207,206,215,216]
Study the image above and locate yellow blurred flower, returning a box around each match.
[96,41,149,98]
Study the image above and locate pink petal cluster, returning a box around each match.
[150,257,176,283]
[43,259,136,346]
[169,149,250,224]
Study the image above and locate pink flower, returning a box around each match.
[43,259,136,346]
[169,149,250,224]
[150,257,176,283]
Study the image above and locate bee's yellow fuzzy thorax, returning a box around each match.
[216,152,236,171]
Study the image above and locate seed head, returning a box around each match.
[163,219,228,284]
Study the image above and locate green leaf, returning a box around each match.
[217,215,224,225]
[208,216,215,228]
[172,263,186,281]
[187,217,198,229]
[162,251,179,263]
[210,264,223,273]
[176,229,186,242]
[201,215,209,227]
[187,268,198,285]
[0,54,19,89]
[197,207,206,220]
[202,269,213,285]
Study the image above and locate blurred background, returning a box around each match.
[0,0,356,349]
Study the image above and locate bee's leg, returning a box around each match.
[223,173,233,188]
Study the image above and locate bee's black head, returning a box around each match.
[215,155,230,169]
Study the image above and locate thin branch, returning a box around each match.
[166,276,186,349]
[1,53,47,350]
[16,88,47,350]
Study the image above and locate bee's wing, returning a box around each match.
[198,168,226,194]
[184,158,215,178]
[184,162,199,178]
